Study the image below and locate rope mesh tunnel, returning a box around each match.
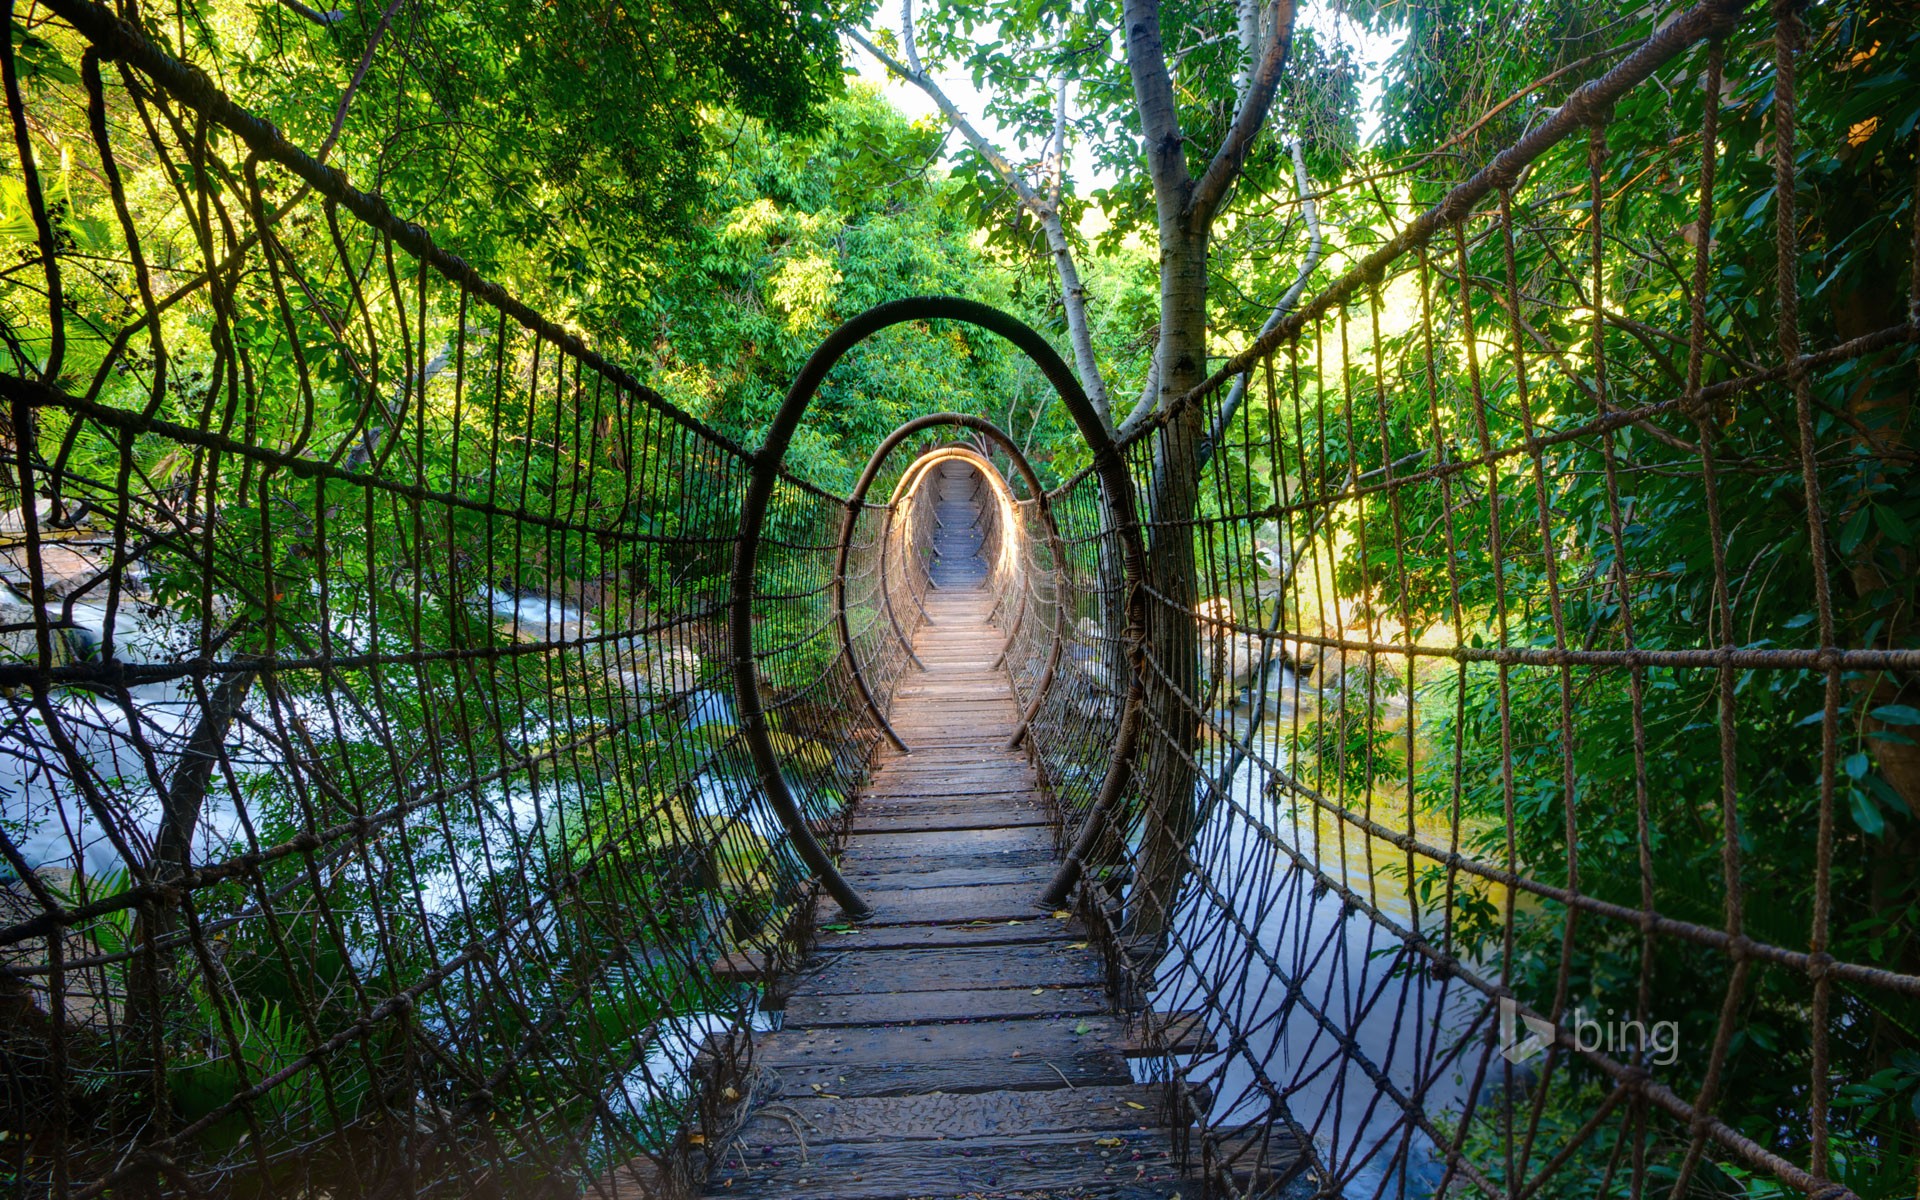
[3,0,1918,1197]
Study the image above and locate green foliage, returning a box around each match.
[1243,0,1920,1190]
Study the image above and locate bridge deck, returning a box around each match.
[703,463,1200,1198]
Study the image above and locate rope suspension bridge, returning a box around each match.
[3,1,1917,1198]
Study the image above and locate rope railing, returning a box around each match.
[0,5,903,1196]
[7,0,1917,1196]
[1013,3,1920,1198]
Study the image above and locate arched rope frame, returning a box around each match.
[730,297,1144,920]
[833,419,1069,757]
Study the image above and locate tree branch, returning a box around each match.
[1047,73,1067,211]
[1119,351,1161,436]
[1122,0,1190,217]
[1198,136,1320,457]
[316,0,408,164]
[899,0,924,74]
[1189,0,1296,227]
[276,0,345,26]
[849,19,1114,427]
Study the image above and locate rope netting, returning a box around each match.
[0,3,928,1194]
[5,0,1919,1197]
[1013,0,1920,1196]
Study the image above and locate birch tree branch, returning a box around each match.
[1048,74,1067,211]
[1189,0,1296,226]
[1119,351,1161,436]
[1198,136,1320,461]
[316,0,408,164]
[276,0,345,26]
[848,16,1114,427]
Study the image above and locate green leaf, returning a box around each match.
[1848,787,1886,838]
[1838,507,1872,555]
[13,30,79,85]
[1871,704,1920,726]
[1843,751,1869,780]
[1867,774,1912,817]
[1873,505,1914,546]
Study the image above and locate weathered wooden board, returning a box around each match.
[876,732,1022,749]
[871,746,1030,764]
[701,1129,1199,1198]
[866,768,1038,792]
[782,983,1109,1027]
[1124,1010,1218,1057]
[804,917,1078,952]
[729,1084,1170,1145]
[757,1019,1132,1098]
[840,826,1053,857]
[855,882,1050,924]
[840,863,1051,892]
[848,808,1052,833]
[855,786,1043,808]
[839,847,1058,875]
[788,941,1100,995]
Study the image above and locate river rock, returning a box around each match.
[599,636,703,699]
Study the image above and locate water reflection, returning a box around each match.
[1145,669,1499,1199]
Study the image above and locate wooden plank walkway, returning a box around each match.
[702,462,1202,1199]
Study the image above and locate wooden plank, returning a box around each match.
[729,1084,1170,1145]
[852,795,1045,818]
[857,783,1040,803]
[877,732,1020,748]
[867,767,1036,789]
[870,759,1030,777]
[783,984,1109,1027]
[806,918,1077,952]
[712,951,770,983]
[789,941,1098,995]
[700,1129,1199,1198]
[1210,1128,1317,1198]
[872,750,1027,768]
[839,847,1056,874]
[849,813,1046,833]
[894,668,1005,679]
[885,715,1020,729]
[848,809,1050,833]
[755,1016,1131,1097]
[856,883,1046,924]
[841,827,1052,856]
[840,864,1050,891]
[871,751,1031,766]
[871,745,1014,762]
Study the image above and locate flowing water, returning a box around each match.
[2,587,776,1127]
[9,584,1494,1187]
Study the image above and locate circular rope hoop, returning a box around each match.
[728,297,1144,920]
[835,417,1070,754]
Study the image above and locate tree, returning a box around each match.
[850,0,1349,940]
